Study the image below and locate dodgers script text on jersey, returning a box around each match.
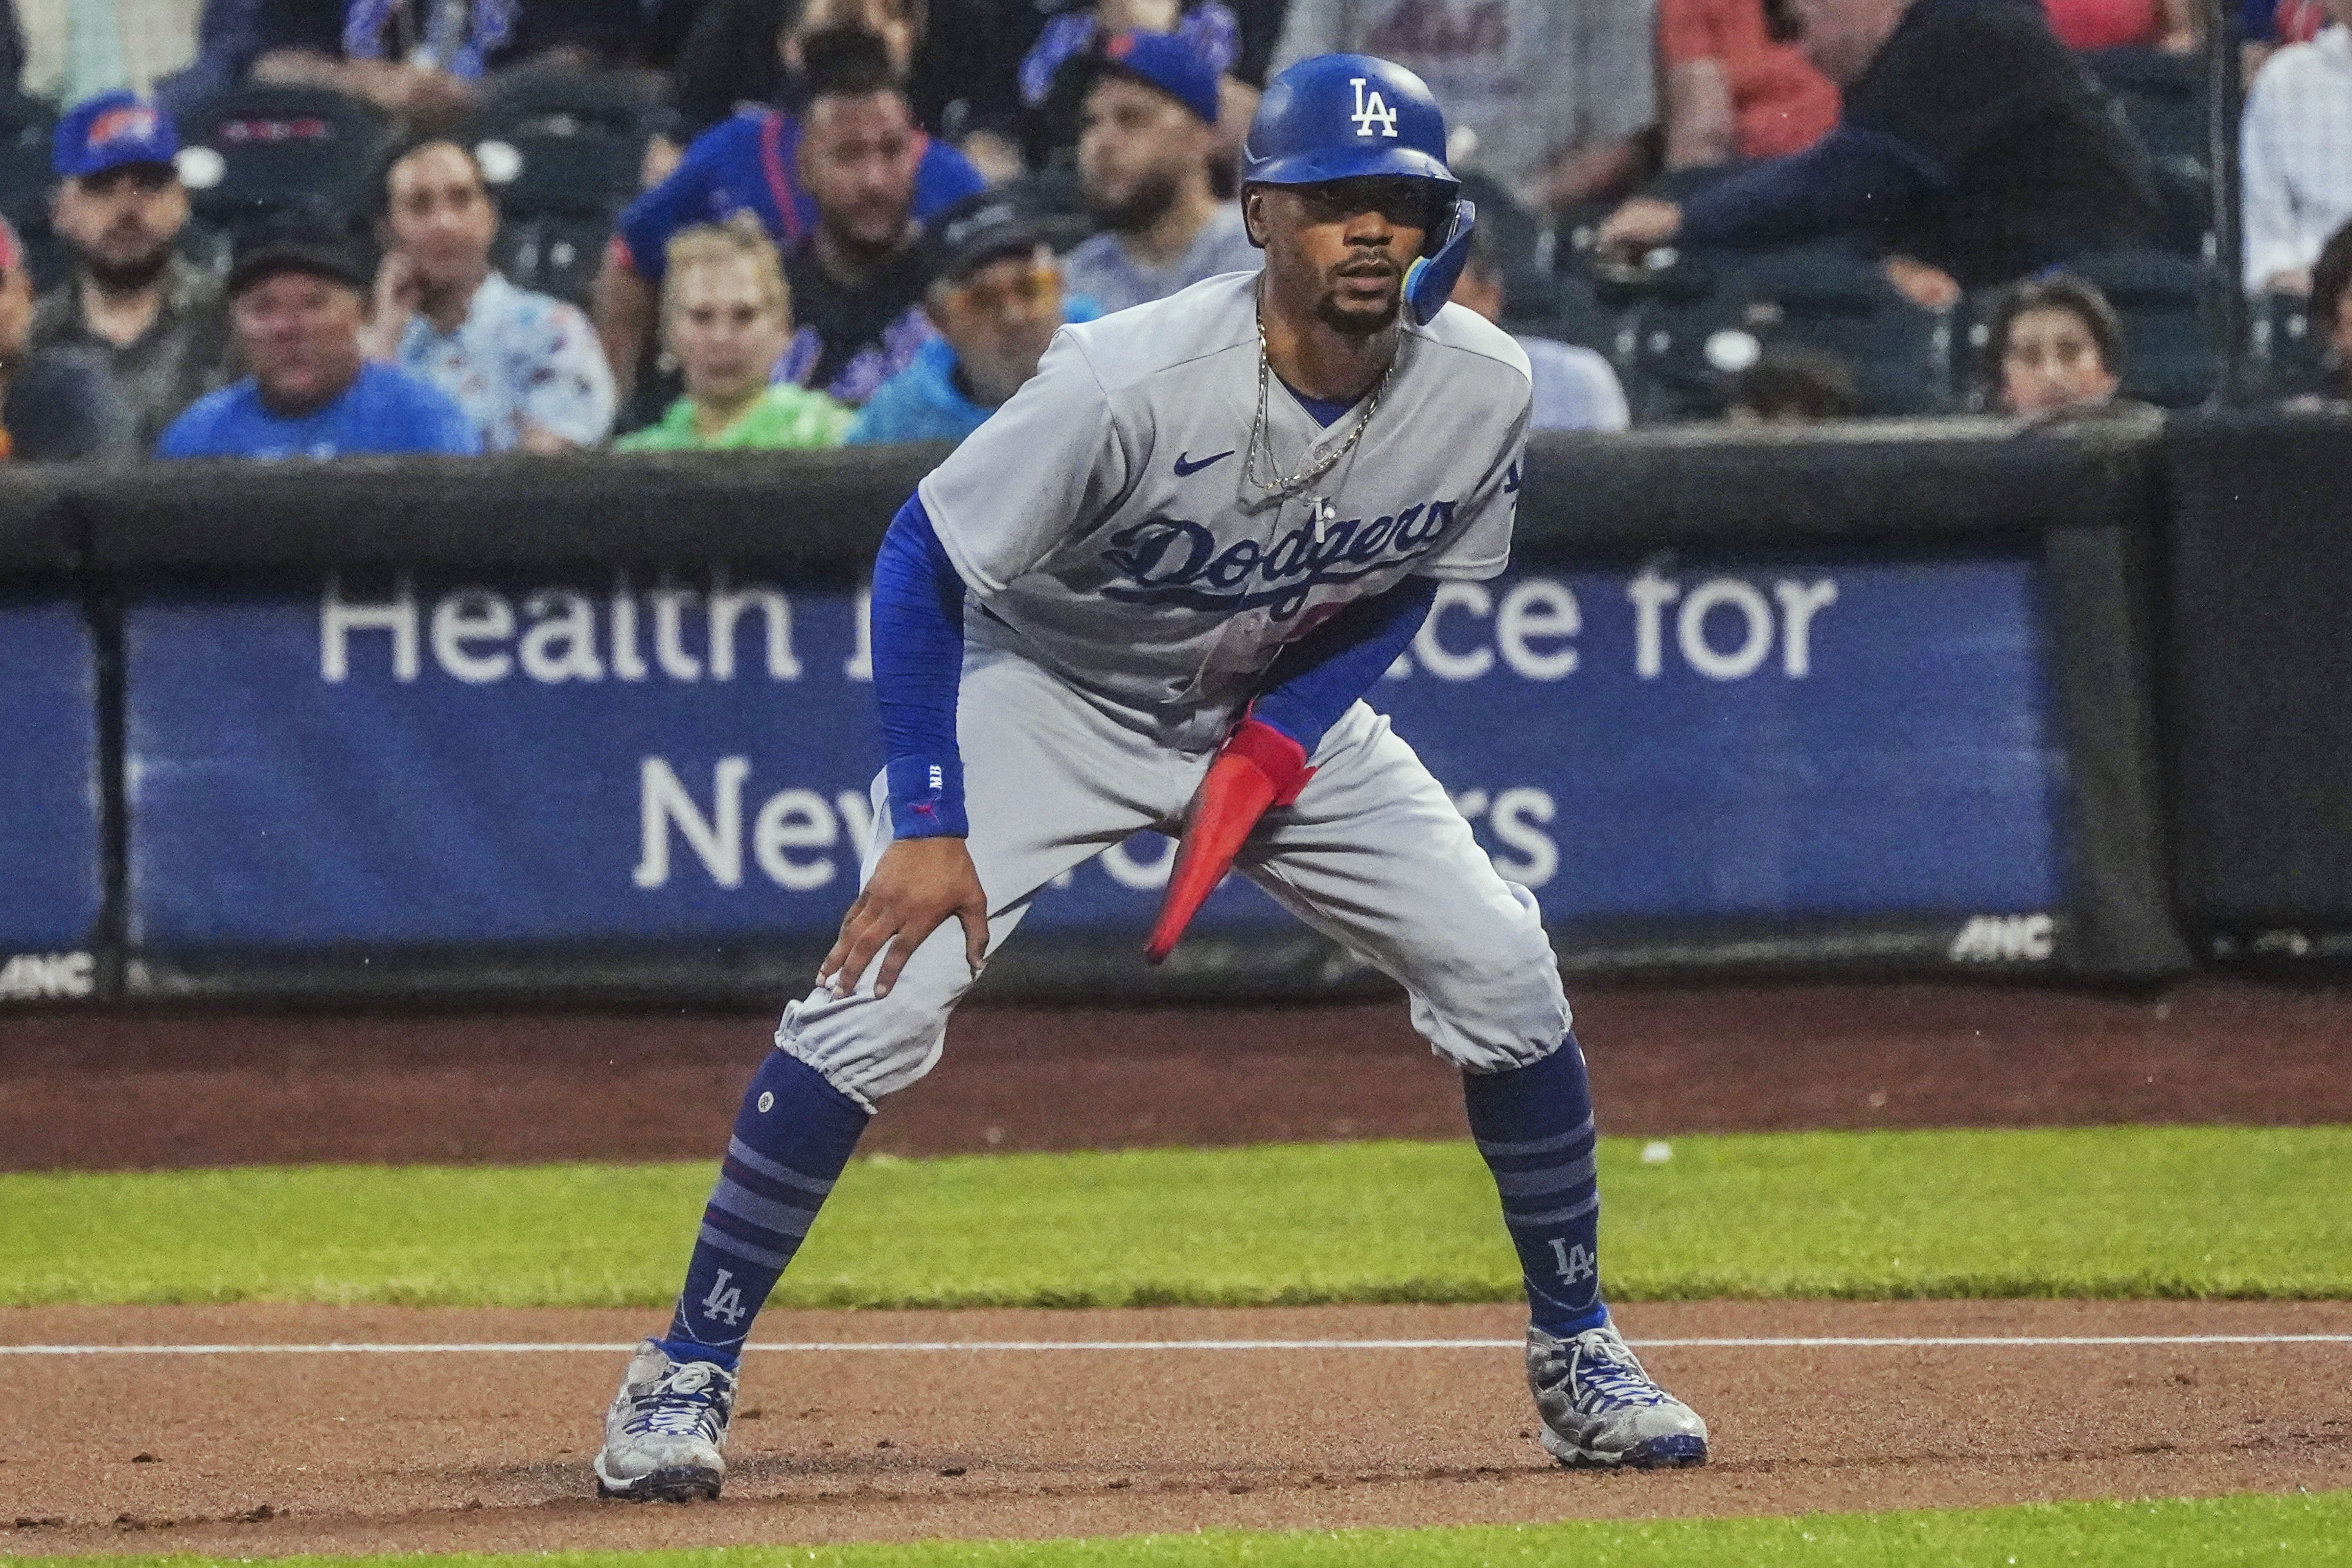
[917,271,1532,749]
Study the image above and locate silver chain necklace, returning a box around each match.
[1243,306,1398,523]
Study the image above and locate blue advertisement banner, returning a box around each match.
[123,552,2063,951]
[0,597,102,996]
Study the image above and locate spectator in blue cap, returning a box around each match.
[848,191,1103,444]
[0,213,132,463]
[1061,31,1259,316]
[33,91,232,457]
[158,222,479,459]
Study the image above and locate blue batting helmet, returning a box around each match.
[1241,53,1457,194]
[1240,54,1475,327]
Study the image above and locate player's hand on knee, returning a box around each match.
[818,837,990,1000]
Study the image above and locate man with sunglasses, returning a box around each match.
[846,193,1103,445]
[594,53,1709,1503]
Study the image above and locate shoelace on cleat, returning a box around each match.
[1559,1334,1670,1413]
[621,1361,733,1441]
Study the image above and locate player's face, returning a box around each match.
[51,163,187,288]
[383,142,498,288]
[1249,178,1431,338]
[1999,305,2118,416]
[799,91,922,259]
[666,256,792,408]
[1076,77,1207,231]
[935,245,1063,404]
[232,270,368,416]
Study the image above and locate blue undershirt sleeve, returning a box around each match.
[870,495,969,838]
[1676,125,1944,250]
[1249,577,1440,754]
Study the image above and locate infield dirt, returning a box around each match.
[5,1301,2351,1556]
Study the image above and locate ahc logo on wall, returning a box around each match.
[1947,914,2056,963]
[0,951,96,1000]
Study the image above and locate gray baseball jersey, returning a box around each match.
[918,270,1533,751]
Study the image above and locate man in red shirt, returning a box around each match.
[1659,0,1840,169]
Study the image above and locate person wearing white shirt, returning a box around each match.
[2241,8,2352,297]
[360,137,616,452]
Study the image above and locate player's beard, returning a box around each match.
[1086,164,1181,234]
[1316,261,1402,338]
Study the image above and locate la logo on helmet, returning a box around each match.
[1348,78,1398,138]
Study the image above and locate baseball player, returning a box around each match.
[594,54,1709,1502]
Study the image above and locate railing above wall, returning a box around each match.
[0,466,79,578]
[0,418,2167,579]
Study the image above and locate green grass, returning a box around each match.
[4,1127,2348,1309]
[17,1492,2352,1565]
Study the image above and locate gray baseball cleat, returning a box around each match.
[1526,1323,1709,1468]
[594,1339,738,1501]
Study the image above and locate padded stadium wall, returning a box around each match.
[18,413,2331,1006]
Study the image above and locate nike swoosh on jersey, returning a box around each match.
[1172,449,1236,475]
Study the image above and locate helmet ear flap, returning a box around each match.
[1403,198,1475,327]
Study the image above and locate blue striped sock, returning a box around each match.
[1462,1038,1610,1339]
[661,1050,869,1367]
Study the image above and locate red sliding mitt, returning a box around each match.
[1144,718,1315,965]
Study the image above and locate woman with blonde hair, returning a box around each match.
[617,215,852,451]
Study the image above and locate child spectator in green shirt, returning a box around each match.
[617,216,852,452]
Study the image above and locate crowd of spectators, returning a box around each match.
[0,0,2345,467]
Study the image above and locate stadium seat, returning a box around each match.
[2082,47,2208,166]
[1604,249,1755,421]
[2049,248,2220,408]
[468,74,664,309]
[495,213,613,309]
[2251,289,2332,397]
[472,71,663,225]
[1608,243,1958,420]
[178,83,393,237]
[0,89,65,290]
[1499,271,1619,359]
[2082,46,2212,256]
[1732,244,1956,416]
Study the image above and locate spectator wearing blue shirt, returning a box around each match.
[848,192,1102,445]
[158,223,479,460]
[595,18,982,408]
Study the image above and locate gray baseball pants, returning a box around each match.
[777,641,1570,1105]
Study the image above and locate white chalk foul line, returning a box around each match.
[4,1334,2352,1356]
